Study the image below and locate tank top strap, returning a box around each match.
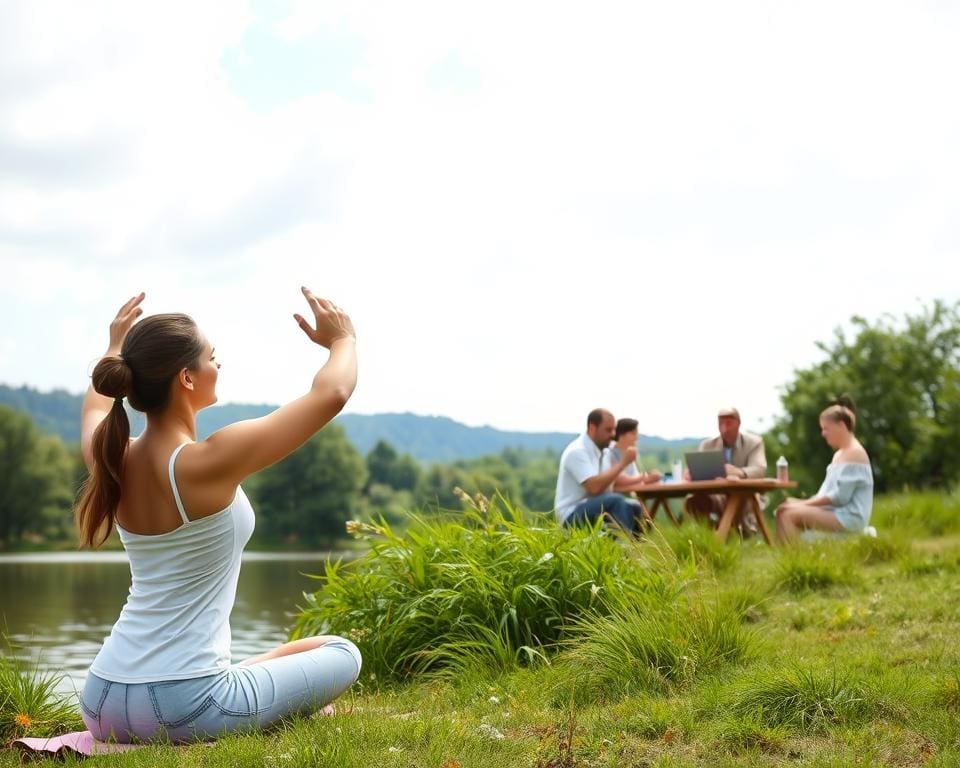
[167,443,192,525]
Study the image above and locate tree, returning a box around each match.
[0,405,76,543]
[365,439,421,491]
[768,301,960,493]
[253,424,367,545]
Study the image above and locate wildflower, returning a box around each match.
[478,723,505,740]
[590,583,601,599]
[345,520,385,537]
[488,695,500,704]
[452,487,470,502]
[474,492,489,513]
[14,713,33,728]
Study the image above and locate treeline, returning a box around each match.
[0,401,685,549]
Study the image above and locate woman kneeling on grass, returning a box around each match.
[775,396,874,543]
[76,288,360,744]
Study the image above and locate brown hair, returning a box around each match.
[75,314,204,548]
[615,418,639,439]
[587,408,612,428]
[820,395,857,432]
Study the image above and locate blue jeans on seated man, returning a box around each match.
[565,492,645,535]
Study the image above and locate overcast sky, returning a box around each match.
[1,1,958,438]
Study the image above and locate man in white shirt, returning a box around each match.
[554,409,645,534]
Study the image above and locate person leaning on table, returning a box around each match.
[684,407,767,535]
[601,417,662,492]
[775,397,874,543]
[554,409,646,535]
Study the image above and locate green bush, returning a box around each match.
[291,494,681,682]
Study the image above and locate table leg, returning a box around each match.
[649,498,679,525]
[634,496,654,524]
[746,495,773,545]
[715,494,743,542]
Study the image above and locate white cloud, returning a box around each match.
[1,0,958,438]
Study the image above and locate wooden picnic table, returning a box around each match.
[633,478,798,545]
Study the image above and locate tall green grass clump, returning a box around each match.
[556,591,756,702]
[652,521,740,572]
[292,493,680,682]
[775,542,858,593]
[723,666,872,731]
[872,490,960,536]
[0,649,82,741]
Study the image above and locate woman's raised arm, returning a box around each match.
[190,287,358,483]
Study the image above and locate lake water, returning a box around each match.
[0,552,346,696]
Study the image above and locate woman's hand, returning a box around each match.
[294,287,356,349]
[107,292,145,354]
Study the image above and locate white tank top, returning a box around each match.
[89,443,256,683]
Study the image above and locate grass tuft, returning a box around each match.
[555,592,756,703]
[0,646,82,742]
[651,521,741,573]
[774,542,858,593]
[724,665,872,731]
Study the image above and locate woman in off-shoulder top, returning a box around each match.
[775,397,874,544]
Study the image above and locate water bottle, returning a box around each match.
[776,455,789,482]
[673,459,683,483]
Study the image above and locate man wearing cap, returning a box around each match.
[555,408,647,535]
[685,407,767,535]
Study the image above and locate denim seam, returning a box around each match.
[209,697,268,717]
[80,679,111,720]
[147,685,217,729]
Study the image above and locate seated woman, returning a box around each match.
[602,418,662,491]
[77,289,360,744]
[775,397,874,543]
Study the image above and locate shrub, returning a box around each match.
[292,494,682,682]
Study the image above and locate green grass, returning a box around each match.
[292,495,681,681]
[5,490,960,767]
[0,647,82,743]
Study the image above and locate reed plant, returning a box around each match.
[0,647,82,742]
[292,493,681,682]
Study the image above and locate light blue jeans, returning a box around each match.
[80,637,361,744]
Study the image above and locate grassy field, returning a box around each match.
[3,491,960,767]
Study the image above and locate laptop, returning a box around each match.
[684,450,726,481]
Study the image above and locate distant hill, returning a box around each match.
[0,384,701,462]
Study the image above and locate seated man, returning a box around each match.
[554,409,645,535]
[602,418,662,491]
[685,407,767,535]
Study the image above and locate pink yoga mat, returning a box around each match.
[14,730,142,756]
